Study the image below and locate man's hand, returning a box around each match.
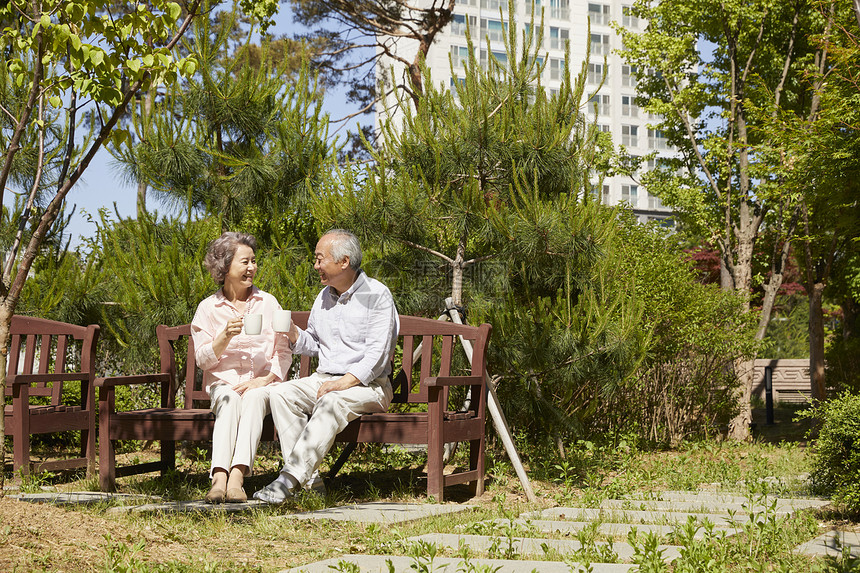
[318,374,361,399]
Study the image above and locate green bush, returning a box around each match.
[804,392,860,513]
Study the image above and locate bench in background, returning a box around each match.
[4,315,99,476]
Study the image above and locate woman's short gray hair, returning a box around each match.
[324,229,362,271]
[204,232,258,285]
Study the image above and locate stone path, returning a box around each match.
[8,486,851,570]
[282,491,832,572]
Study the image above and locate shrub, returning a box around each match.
[804,392,860,513]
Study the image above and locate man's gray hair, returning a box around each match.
[324,229,362,271]
[204,232,257,285]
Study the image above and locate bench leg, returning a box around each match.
[328,443,357,479]
[161,440,176,475]
[470,437,485,497]
[99,433,116,492]
[12,387,31,476]
[12,429,31,477]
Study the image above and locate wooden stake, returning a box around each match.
[445,298,537,502]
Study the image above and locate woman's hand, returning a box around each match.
[234,372,277,396]
[212,317,244,357]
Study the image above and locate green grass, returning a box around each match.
[0,422,846,572]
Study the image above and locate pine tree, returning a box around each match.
[111,5,335,246]
[316,9,651,446]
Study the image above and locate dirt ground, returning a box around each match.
[0,494,193,572]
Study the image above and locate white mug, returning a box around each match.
[244,313,263,335]
[273,309,292,333]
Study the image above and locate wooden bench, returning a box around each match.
[4,315,100,476]
[97,313,491,500]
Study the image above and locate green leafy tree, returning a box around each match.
[616,0,826,439]
[771,0,860,399]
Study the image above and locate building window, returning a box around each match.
[621,95,638,117]
[550,57,565,81]
[549,26,569,50]
[452,14,477,36]
[597,123,610,132]
[622,184,639,206]
[588,3,610,26]
[588,93,610,115]
[591,33,610,56]
[587,63,607,84]
[481,0,515,11]
[622,65,638,87]
[621,125,639,147]
[549,0,570,19]
[648,128,668,150]
[590,183,610,202]
[524,24,543,48]
[648,192,664,210]
[622,5,638,28]
[451,46,471,69]
[482,49,508,68]
[481,18,508,43]
[457,0,477,6]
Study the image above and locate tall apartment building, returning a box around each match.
[376,0,674,224]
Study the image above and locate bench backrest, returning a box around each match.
[156,313,490,414]
[5,315,100,402]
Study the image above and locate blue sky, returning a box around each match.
[23,6,365,248]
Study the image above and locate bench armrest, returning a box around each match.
[425,375,484,387]
[95,373,171,388]
[10,372,91,386]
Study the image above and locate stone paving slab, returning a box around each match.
[490,519,741,540]
[599,498,793,515]
[282,554,638,572]
[12,491,162,506]
[794,530,860,558]
[107,498,269,515]
[651,491,829,509]
[279,501,476,524]
[408,532,682,561]
[523,507,754,527]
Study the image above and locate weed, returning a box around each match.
[820,536,860,572]
[327,560,360,572]
[627,529,668,573]
[18,469,56,493]
[103,533,148,573]
[405,539,440,572]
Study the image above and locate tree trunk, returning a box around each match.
[843,297,859,339]
[450,238,466,307]
[728,357,754,440]
[0,302,13,492]
[726,225,758,441]
[808,281,827,400]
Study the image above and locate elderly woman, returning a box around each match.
[192,232,291,503]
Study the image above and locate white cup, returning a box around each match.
[273,309,292,333]
[244,313,263,335]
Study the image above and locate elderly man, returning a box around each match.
[251,229,398,503]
